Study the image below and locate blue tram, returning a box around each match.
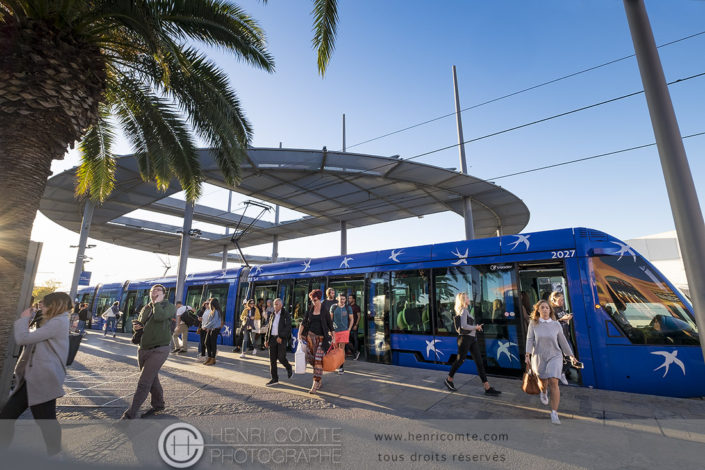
[77,227,703,398]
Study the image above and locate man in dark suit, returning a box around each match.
[264,298,293,386]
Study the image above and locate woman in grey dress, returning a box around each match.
[525,300,579,425]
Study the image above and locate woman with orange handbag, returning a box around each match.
[525,300,580,425]
[330,293,354,375]
[299,289,335,394]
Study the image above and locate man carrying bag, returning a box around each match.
[121,284,175,419]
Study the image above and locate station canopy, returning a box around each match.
[40,147,530,262]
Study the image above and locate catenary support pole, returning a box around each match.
[222,190,232,270]
[69,201,94,301]
[452,65,475,240]
[272,205,280,262]
[341,220,347,256]
[624,0,705,362]
[175,202,194,303]
[342,113,346,152]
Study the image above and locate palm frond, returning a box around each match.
[108,72,202,200]
[311,0,338,77]
[158,0,275,72]
[75,105,116,202]
[134,48,250,187]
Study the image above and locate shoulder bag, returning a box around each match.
[131,305,154,345]
[521,364,541,395]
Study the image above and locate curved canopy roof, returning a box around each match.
[40,147,530,262]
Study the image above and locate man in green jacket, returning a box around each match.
[121,284,176,419]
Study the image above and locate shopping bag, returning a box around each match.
[521,365,541,395]
[322,346,345,372]
[66,332,83,366]
[334,331,349,344]
[295,341,307,374]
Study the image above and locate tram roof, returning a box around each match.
[40,147,529,262]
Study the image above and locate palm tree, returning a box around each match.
[0,0,275,384]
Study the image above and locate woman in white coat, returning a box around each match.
[525,299,579,425]
[0,292,71,456]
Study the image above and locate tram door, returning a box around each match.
[122,290,138,333]
[518,262,581,384]
[366,273,392,363]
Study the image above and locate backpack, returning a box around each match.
[182,309,199,327]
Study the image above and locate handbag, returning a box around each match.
[131,305,153,345]
[322,346,345,372]
[295,341,307,374]
[334,330,349,344]
[521,365,541,395]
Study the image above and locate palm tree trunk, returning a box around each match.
[0,128,55,394]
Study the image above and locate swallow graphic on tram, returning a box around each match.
[76,227,703,398]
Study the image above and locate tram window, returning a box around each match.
[205,284,229,312]
[95,289,119,318]
[433,266,474,333]
[391,270,431,334]
[593,256,698,345]
[292,280,310,327]
[185,285,204,311]
[253,283,277,313]
[474,266,516,324]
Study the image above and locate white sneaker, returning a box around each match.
[539,391,549,405]
[560,373,568,385]
[252,349,257,356]
[550,411,561,425]
[239,353,246,358]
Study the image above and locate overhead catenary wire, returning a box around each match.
[292,70,705,201]
[343,30,705,151]
[334,131,705,217]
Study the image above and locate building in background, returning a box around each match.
[626,231,690,299]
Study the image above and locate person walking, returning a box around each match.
[444,292,501,396]
[121,284,175,419]
[172,301,190,354]
[264,298,293,386]
[347,295,361,360]
[549,291,573,384]
[0,292,72,456]
[77,302,89,336]
[330,293,353,374]
[299,289,335,394]
[321,288,337,320]
[196,301,208,358]
[525,299,579,425]
[102,301,119,337]
[202,298,223,365]
[239,299,259,358]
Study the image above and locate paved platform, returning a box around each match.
[6,332,705,469]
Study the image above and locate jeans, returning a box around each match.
[104,317,117,336]
[198,329,207,356]
[448,335,488,383]
[241,329,253,353]
[77,320,86,335]
[206,328,220,358]
[0,382,61,455]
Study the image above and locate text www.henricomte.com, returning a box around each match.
[375,432,509,442]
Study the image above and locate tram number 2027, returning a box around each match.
[551,250,576,259]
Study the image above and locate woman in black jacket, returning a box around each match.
[298,289,335,394]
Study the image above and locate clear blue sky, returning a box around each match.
[33,0,705,288]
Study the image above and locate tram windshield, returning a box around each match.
[592,255,698,345]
